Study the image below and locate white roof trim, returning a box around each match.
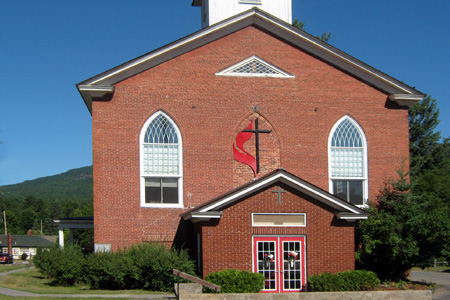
[87,10,256,86]
[184,211,223,222]
[78,8,423,113]
[252,13,421,96]
[216,55,294,78]
[199,172,362,215]
[388,94,423,106]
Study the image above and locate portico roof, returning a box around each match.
[181,168,370,223]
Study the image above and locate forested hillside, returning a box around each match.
[1,166,93,201]
[0,166,93,235]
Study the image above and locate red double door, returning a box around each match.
[253,236,306,293]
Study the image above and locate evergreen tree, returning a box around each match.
[292,19,332,43]
[409,95,450,177]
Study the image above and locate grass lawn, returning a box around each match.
[0,267,172,297]
[0,297,124,300]
[412,266,450,272]
[0,264,29,273]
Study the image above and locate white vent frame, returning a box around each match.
[216,56,295,78]
[239,0,262,4]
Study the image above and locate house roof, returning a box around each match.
[0,235,55,248]
[180,168,370,223]
[77,8,423,113]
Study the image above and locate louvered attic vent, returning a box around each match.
[216,56,294,78]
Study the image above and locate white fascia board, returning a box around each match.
[199,173,362,215]
[82,9,420,97]
[336,213,369,221]
[388,94,423,106]
[253,14,420,96]
[53,219,94,229]
[78,85,115,94]
[183,211,223,222]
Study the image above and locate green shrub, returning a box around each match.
[33,245,85,286]
[34,243,195,291]
[128,243,195,291]
[205,269,265,293]
[308,270,380,292]
[85,243,195,291]
[84,251,138,289]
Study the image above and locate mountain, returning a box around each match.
[0,166,93,201]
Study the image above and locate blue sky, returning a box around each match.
[1,0,449,186]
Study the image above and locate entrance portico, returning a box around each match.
[182,169,369,292]
[53,216,94,248]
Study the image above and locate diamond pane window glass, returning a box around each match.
[330,119,364,178]
[144,114,178,144]
[233,59,278,74]
[216,56,294,78]
[143,115,180,176]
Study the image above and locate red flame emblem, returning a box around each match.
[233,121,257,176]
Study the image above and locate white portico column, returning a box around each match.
[58,229,64,248]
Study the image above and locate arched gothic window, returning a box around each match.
[140,111,182,207]
[328,116,367,206]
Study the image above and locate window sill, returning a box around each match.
[141,203,184,209]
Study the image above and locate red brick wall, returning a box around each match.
[200,184,355,278]
[91,25,409,251]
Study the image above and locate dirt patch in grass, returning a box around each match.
[379,280,436,291]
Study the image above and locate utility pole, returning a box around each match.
[3,211,6,235]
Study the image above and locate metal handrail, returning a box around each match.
[173,269,220,299]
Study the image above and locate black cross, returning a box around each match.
[272,186,286,205]
[243,118,272,174]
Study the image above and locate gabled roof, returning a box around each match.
[77,8,423,113]
[0,235,55,248]
[181,168,369,223]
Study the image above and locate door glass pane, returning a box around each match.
[257,241,276,291]
[282,241,301,291]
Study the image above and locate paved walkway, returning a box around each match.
[0,267,175,299]
[410,270,450,300]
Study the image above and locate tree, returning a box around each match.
[19,208,37,233]
[409,95,450,177]
[292,19,332,43]
[356,169,450,281]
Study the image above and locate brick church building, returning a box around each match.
[77,0,423,293]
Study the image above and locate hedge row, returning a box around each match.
[33,243,195,291]
[308,270,380,292]
[205,269,265,293]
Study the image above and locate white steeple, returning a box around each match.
[192,0,292,28]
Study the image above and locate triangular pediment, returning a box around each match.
[216,56,294,78]
[78,8,423,113]
[181,169,369,223]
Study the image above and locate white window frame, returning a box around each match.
[252,213,306,227]
[140,111,183,208]
[328,115,368,207]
